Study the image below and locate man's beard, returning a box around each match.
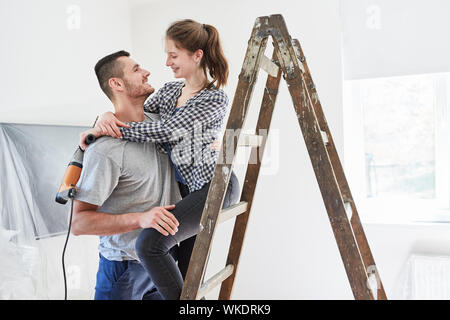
[124,79,154,99]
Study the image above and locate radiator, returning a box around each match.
[402,254,450,299]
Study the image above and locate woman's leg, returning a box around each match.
[135,182,211,300]
[177,171,240,279]
[176,181,193,280]
[136,172,240,300]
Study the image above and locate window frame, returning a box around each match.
[343,72,450,224]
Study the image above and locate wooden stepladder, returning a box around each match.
[181,14,387,300]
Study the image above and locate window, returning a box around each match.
[344,73,450,223]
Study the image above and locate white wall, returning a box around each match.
[0,0,132,126]
[340,0,450,79]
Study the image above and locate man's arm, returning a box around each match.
[71,200,179,237]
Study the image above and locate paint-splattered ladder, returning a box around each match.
[181,14,386,300]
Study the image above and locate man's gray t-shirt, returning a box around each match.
[75,113,181,261]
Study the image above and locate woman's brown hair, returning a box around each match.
[166,19,229,90]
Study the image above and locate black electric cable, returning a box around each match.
[62,196,74,300]
[57,133,96,300]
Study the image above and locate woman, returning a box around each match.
[86,19,239,299]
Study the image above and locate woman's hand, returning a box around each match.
[210,139,221,151]
[96,112,131,139]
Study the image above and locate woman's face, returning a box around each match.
[165,37,202,79]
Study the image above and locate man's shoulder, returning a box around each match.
[85,136,127,161]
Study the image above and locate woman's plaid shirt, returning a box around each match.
[120,81,229,193]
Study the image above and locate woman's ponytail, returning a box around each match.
[203,24,228,90]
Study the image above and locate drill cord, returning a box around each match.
[62,197,74,300]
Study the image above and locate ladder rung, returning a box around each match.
[238,134,264,147]
[259,54,279,77]
[196,264,234,299]
[218,201,248,224]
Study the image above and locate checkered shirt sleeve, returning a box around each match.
[142,86,161,114]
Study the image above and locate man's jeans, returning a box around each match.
[135,171,240,300]
[94,248,177,300]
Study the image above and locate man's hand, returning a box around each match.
[96,112,131,139]
[79,127,102,151]
[138,204,179,236]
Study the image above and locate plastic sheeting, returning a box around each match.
[0,122,90,299]
[0,223,41,299]
[0,123,89,240]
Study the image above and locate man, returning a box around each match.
[72,50,181,300]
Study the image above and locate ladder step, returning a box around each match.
[259,54,279,77]
[238,134,264,147]
[218,201,248,224]
[196,264,234,299]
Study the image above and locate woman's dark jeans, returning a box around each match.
[135,171,240,300]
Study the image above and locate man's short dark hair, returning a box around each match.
[94,50,130,101]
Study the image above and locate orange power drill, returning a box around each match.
[55,133,96,204]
